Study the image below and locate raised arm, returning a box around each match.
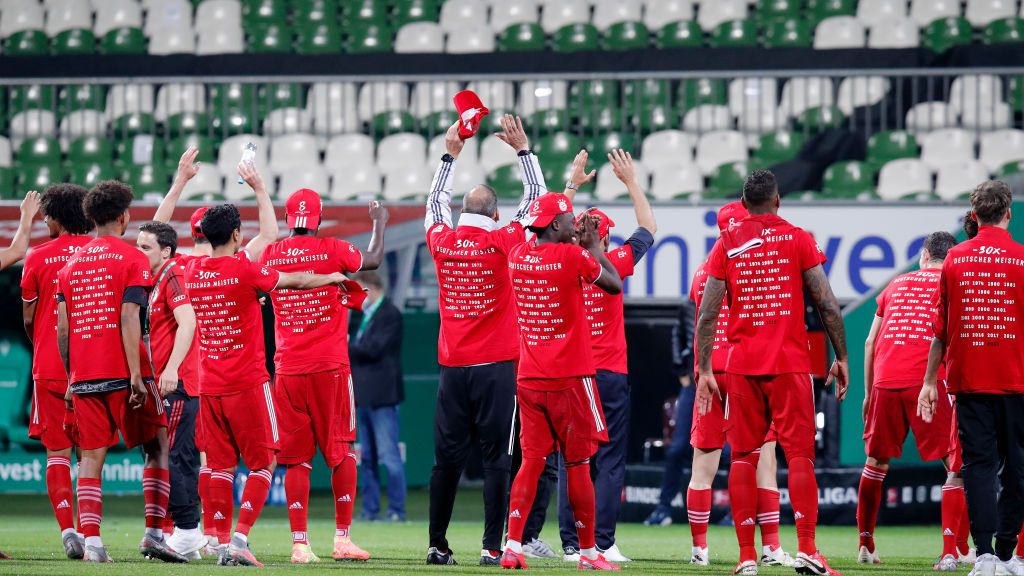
[563,150,596,204]
[158,304,196,396]
[802,264,849,400]
[424,122,463,231]
[154,146,201,223]
[361,200,388,271]
[608,149,657,234]
[0,191,40,271]
[276,271,347,291]
[238,160,280,261]
[495,114,546,222]
[863,315,882,421]
[580,214,622,295]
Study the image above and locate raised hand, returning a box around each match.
[569,150,597,188]
[174,146,201,183]
[579,209,602,251]
[369,200,389,224]
[237,159,265,193]
[20,190,40,221]
[444,121,465,159]
[495,114,529,152]
[608,149,636,185]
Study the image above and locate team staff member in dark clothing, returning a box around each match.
[920,181,1024,576]
[350,271,407,523]
[556,149,656,563]
[422,117,545,566]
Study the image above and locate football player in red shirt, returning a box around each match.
[21,184,91,559]
[857,232,967,569]
[686,201,793,568]
[0,190,40,271]
[696,170,849,576]
[423,117,545,566]
[919,181,1024,576]
[260,188,386,563]
[183,162,349,567]
[550,149,655,563]
[501,192,623,571]
[56,181,185,564]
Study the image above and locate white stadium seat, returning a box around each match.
[429,133,480,165]
[144,0,192,35]
[856,0,908,28]
[466,80,516,110]
[904,101,956,135]
[45,0,93,36]
[965,0,1017,27]
[330,164,384,201]
[868,18,919,48]
[909,0,960,27]
[59,110,107,140]
[195,0,242,34]
[696,130,748,176]
[594,161,650,201]
[377,133,427,175]
[491,0,539,31]
[183,163,223,198]
[728,78,777,117]
[949,74,1004,115]
[307,82,359,136]
[698,0,747,31]
[383,165,433,200]
[814,16,865,49]
[446,29,495,53]
[643,0,695,30]
[269,134,320,175]
[218,134,269,177]
[8,110,57,143]
[592,0,642,29]
[540,0,589,33]
[325,133,376,172]
[779,76,835,119]
[279,165,330,198]
[358,82,409,122]
[961,101,1013,131]
[196,26,244,55]
[736,108,784,135]
[0,136,11,167]
[450,163,487,199]
[650,163,703,200]
[154,83,206,121]
[979,129,1024,172]
[877,159,933,200]
[439,0,489,34]
[479,134,515,172]
[107,84,155,118]
[935,160,990,200]
[837,76,890,115]
[920,128,976,172]
[395,22,445,53]
[2,0,44,38]
[518,80,567,115]
[262,108,312,136]
[682,104,732,134]
[148,24,195,55]
[411,81,462,118]
[641,130,697,169]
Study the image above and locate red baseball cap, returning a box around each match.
[522,192,573,229]
[575,208,616,239]
[286,188,322,230]
[453,89,489,140]
[340,279,368,310]
[190,206,209,239]
[716,201,748,232]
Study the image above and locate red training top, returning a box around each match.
[261,235,364,374]
[184,251,280,396]
[583,244,634,374]
[690,259,731,374]
[20,234,92,383]
[148,258,200,396]
[934,226,1024,395]
[509,240,603,387]
[57,236,154,384]
[705,213,826,376]
[427,221,524,367]
[873,268,945,389]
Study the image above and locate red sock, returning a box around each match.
[566,462,597,551]
[285,463,312,544]
[506,457,544,544]
[235,468,273,536]
[162,516,174,534]
[729,451,760,563]
[1016,524,1024,558]
[942,484,965,556]
[210,469,235,543]
[958,498,971,556]
[75,462,82,533]
[143,468,170,530]
[856,464,886,553]
[333,448,358,537]
[789,457,819,556]
[757,488,781,550]
[46,456,75,532]
[199,467,217,538]
[77,477,103,538]
[687,487,712,548]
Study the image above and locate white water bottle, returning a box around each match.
[237,142,257,184]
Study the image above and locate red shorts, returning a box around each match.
[725,372,816,459]
[29,379,74,451]
[72,382,166,450]
[863,382,954,462]
[949,403,963,473]
[274,367,355,467]
[691,374,777,450]
[517,376,609,463]
[201,382,280,471]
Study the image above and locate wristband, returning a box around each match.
[565,181,578,191]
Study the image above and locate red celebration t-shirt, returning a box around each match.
[690,260,731,374]
[873,268,945,389]
[582,245,633,374]
[147,259,200,395]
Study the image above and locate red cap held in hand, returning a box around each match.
[453,90,489,140]
[340,279,368,310]
[286,188,323,230]
[190,206,210,239]
[575,208,616,240]
[716,201,749,232]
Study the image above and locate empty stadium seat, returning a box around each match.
[984,16,1024,43]
[447,28,496,53]
[279,165,329,198]
[728,78,777,117]
[269,133,319,174]
[197,25,245,54]
[263,107,312,135]
[411,81,461,119]
[358,82,409,122]
[324,133,376,171]
[877,158,932,200]
[218,134,268,176]
[822,160,874,198]
[966,0,1017,28]
[491,0,539,31]
[93,0,141,36]
[594,160,649,201]
[498,22,546,51]
[779,76,835,119]
[856,0,908,27]
[102,26,146,54]
[383,164,432,200]
[696,130,748,175]
[377,133,427,174]
[1,0,44,38]
[923,16,974,52]
[752,130,806,167]
[541,0,589,34]
[519,80,567,115]
[148,24,196,54]
[641,130,696,169]
[59,109,107,141]
[439,0,488,33]
[154,83,205,121]
[920,128,976,171]
[395,22,444,53]
[979,129,1024,171]
[868,18,919,48]
[905,101,956,134]
[449,163,486,197]
[466,80,516,111]
[950,74,1004,115]
[656,19,703,48]
[910,0,960,27]
[0,137,11,167]
[644,0,694,30]
[429,133,481,167]
[479,134,516,172]
[195,0,243,33]
[650,163,702,200]
[710,19,757,47]
[45,0,93,36]
[698,0,747,32]
[593,0,642,29]
[705,161,746,198]
[182,163,224,198]
[814,16,865,49]
[329,164,382,200]
[837,76,890,115]
[683,104,732,134]
[17,136,60,166]
[936,159,990,200]
[307,82,359,135]
[9,110,56,144]
[145,0,193,35]
[763,18,813,48]
[866,130,919,169]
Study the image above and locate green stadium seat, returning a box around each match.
[678,78,727,111]
[248,22,294,53]
[111,112,157,137]
[101,27,147,54]
[70,162,117,188]
[866,130,919,171]
[623,79,672,108]
[794,105,845,132]
[0,168,14,199]
[540,158,575,186]
[16,137,61,166]
[752,131,805,166]
[603,21,650,50]
[553,23,600,52]
[570,80,619,109]
[923,17,973,53]
[343,0,390,29]
[528,109,570,135]
[122,164,171,198]
[487,165,522,199]
[60,85,106,116]
[998,160,1024,178]
[498,23,546,51]
[261,83,305,112]
[52,28,96,55]
[823,160,874,198]
[294,0,340,24]
[67,136,114,164]
[984,17,1024,45]
[710,20,758,48]
[115,135,165,167]
[706,161,747,198]
[346,24,393,53]
[808,0,857,23]
[534,132,584,164]
[9,85,56,116]
[211,83,257,112]
[656,20,703,48]
[5,30,48,56]
[1010,76,1024,113]
[763,18,812,48]
[420,110,457,136]
[631,104,675,133]
[17,163,63,190]
[578,105,627,131]
[165,134,217,168]
[166,112,211,137]
[756,0,801,24]
[587,131,636,161]
[213,108,258,136]
[296,22,343,54]
[371,110,416,135]
[392,0,441,27]
[243,0,288,31]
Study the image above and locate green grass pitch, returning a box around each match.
[0,488,948,574]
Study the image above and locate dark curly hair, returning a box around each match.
[84,180,133,227]
[742,169,778,209]
[201,204,242,248]
[41,183,92,234]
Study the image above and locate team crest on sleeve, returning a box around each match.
[261,267,271,275]
[617,248,628,258]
